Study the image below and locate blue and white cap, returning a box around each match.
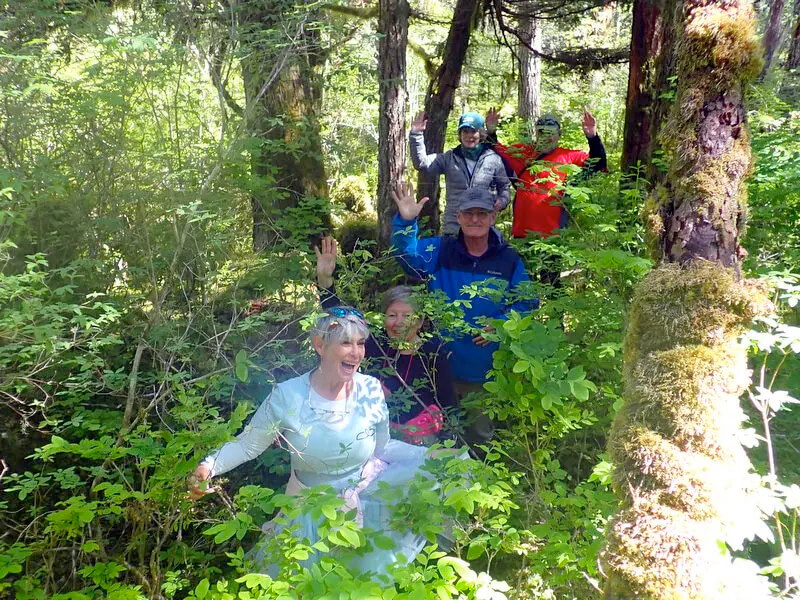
[458,112,485,130]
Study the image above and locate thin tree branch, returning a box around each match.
[121,341,146,434]
[499,0,623,20]
[322,4,378,18]
[322,2,449,23]
[493,8,628,69]
[409,39,437,78]
[208,42,244,117]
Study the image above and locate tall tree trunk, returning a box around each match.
[377,0,409,248]
[239,1,329,251]
[602,0,772,596]
[517,3,541,136]
[620,0,679,186]
[787,0,800,69]
[760,0,787,79]
[416,0,480,234]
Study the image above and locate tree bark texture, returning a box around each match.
[517,4,542,137]
[645,0,763,270]
[787,0,800,69]
[416,0,480,234]
[620,0,679,185]
[760,0,787,79]
[377,0,409,248]
[602,0,773,597]
[239,0,329,251]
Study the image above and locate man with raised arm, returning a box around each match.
[409,110,511,235]
[485,108,607,239]
[390,181,536,443]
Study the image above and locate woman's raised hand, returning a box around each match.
[314,235,337,289]
[410,111,427,132]
[392,180,428,221]
[187,464,217,501]
[582,109,597,138]
[485,107,500,133]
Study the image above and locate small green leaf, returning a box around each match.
[234,350,249,382]
[437,556,474,580]
[566,366,585,381]
[339,524,362,547]
[373,535,396,550]
[195,578,210,599]
[466,541,485,560]
[321,504,338,521]
[203,520,238,543]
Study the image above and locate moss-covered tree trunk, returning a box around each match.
[787,0,800,70]
[240,0,329,251]
[759,0,787,79]
[602,0,772,596]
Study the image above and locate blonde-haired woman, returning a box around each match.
[188,308,431,577]
[315,236,457,445]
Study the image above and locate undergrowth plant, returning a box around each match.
[736,274,800,598]
[0,158,648,600]
[1,2,798,598]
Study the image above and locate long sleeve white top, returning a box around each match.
[201,371,389,481]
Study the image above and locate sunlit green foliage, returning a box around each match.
[0,1,798,599]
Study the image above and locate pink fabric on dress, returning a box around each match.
[391,404,444,443]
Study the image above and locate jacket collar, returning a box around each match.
[453,143,492,160]
[455,226,506,259]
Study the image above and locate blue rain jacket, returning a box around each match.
[391,214,537,382]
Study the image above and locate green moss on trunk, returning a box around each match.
[640,0,762,269]
[603,264,770,599]
[606,0,769,594]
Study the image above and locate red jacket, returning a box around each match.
[494,144,589,238]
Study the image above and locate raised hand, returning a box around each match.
[485,107,500,133]
[410,111,427,132]
[392,180,429,221]
[314,236,337,289]
[582,109,597,138]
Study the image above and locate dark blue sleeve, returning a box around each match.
[390,214,442,279]
[431,343,457,409]
[319,284,342,310]
[586,135,607,173]
[508,258,539,313]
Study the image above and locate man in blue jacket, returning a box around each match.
[391,183,536,443]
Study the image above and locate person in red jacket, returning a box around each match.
[485,109,607,239]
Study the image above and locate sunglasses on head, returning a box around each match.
[327,307,365,321]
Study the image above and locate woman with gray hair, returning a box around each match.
[315,236,456,444]
[409,110,510,235]
[187,307,433,576]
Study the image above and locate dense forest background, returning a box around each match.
[0,0,799,598]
